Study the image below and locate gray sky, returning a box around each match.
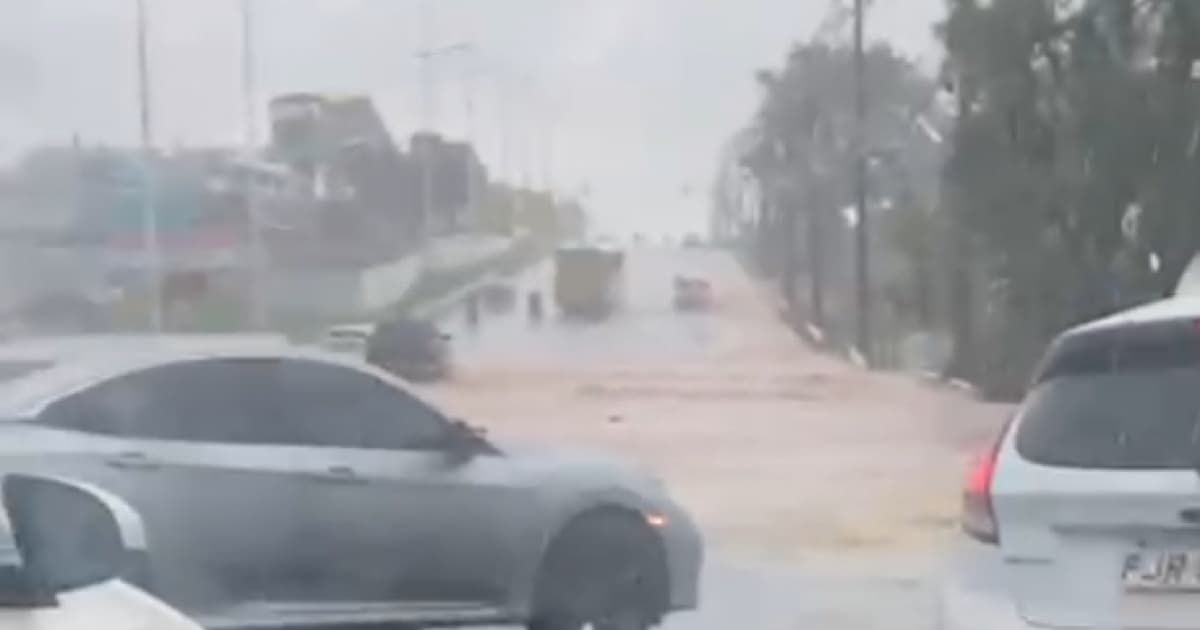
[0,0,944,237]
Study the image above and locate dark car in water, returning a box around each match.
[364,317,451,382]
[673,276,713,311]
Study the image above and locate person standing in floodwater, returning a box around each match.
[465,292,481,327]
[528,290,544,322]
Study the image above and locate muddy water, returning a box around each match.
[417,248,1010,568]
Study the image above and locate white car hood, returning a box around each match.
[0,579,201,630]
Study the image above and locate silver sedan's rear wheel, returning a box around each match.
[528,511,667,630]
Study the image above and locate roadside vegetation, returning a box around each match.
[728,0,1200,399]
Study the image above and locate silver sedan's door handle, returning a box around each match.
[106,451,161,471]
[309,465,368,485]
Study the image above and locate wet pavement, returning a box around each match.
[422,246,1007,629]
[667,556,939,630]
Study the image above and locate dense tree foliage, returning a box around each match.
[736,0,1200,396]
[943,0,1200,395]
[739,40,941,362]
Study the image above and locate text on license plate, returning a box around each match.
[1123,550,1200,591]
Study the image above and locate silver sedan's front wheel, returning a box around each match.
[528,512,667,630]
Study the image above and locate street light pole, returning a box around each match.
[240,0,267,329]
[240,0,258,154]
[947,69,974,380]
[418,0,434,241]
[852,0,872,364]
[135,0,163,332]
[414,0,473,241]
[540,95,555,197]
[458,52,492,231]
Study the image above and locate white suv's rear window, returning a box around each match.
[1016,320,1200,469]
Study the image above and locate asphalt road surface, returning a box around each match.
[429,246,993,628]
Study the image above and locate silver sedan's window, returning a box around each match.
[40,357,449,450]
[40,359,276,442]
[270,359,448,450]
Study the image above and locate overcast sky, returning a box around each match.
[0,0,944,237]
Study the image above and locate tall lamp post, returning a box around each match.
[852,0,872,364]
[415,40,474,238]
[414,1,474,240]
[135,0,163,332]
[240,0,267,329]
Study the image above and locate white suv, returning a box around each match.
[0,474,200,630]
[941,296,1200,630]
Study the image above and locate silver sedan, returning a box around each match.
[0,336,703,630]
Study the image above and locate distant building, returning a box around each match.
[269,93,486,249]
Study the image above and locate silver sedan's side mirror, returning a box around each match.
[441,420,492,462]
[1,475,146,606]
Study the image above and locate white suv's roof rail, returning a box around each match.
[1175,250,1200,296]
[1066,296,1200,336]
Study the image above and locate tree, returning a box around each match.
[740,40,939,349]
[941,0,1200,397]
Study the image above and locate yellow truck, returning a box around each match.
[553,243,624,318]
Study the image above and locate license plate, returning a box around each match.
[1123,550,1200,592]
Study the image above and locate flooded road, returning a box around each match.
[419,247,1009,629]
[438,248,733,363]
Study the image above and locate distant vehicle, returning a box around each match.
[940,295,1200,630]
[0,474,201,630]
[0,337,702,629]
[322,318,450,381]
[319,322,374,356]
[365,316,452,382]
[478,280,517,312]
[554,243,625,318]
[673,276,713,311]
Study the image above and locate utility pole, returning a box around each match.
[807,188,826,328]
[460,53,490,231]
[807,131,826,329]
[852,0,871,364]
[781,187,798,314]
[463,69,477,230]
[755,182,772,271]
[415,0,473,241]
[774,139,798,315]
[499,78,519,234]
[418,0,435,241]
[948,68,974,380]
[541,112,555,198]
[240,0,267,329]
[136,0,163,332]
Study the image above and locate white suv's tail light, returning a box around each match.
[961,420,1012,544]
